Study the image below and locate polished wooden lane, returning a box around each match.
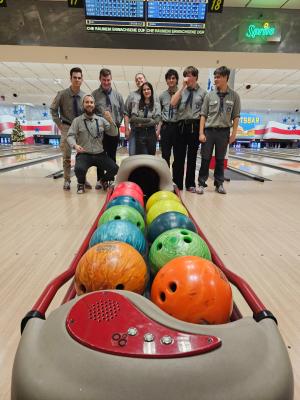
[0,152,299,399]
[0,163,105,399]
[228,158,300,181]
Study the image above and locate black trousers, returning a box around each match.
[135,126,157,155]
[75,152,119,185]
[172,120,200,190]
[160,122,178,167]
[198,127,230,187]
[98,128,120,180]
[103,128,120,163]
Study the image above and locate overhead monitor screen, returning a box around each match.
[85,0,207,35]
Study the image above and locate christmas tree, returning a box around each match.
[11,118,25,142]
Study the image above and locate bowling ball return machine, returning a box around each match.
[12,156,294,400]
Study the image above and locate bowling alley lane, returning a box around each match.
[196,153,300,182]
[2,157,65,179]
[0,147,62,171]
[241,149,300,162]
[229,153,300,174]
[228,158,300,181]
[0,144,52,158]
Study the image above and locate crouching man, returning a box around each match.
[67,94,119,194]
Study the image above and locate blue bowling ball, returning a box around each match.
[147,211,197,243]
[107,195,145,217]
[89,219,146,255]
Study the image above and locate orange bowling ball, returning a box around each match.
[75,241,148,295]
[151,256,233,324]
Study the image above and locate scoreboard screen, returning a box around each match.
[85,0,208,35]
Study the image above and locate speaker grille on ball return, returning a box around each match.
[88,299,120,322]
[66,291,221,358]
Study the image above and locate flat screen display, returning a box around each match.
[85,0,207,35]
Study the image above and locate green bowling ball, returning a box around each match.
[98,205,145,233]
[149,228,211,274]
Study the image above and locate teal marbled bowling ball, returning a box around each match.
[89,220,146,255]
[106,195,145,217]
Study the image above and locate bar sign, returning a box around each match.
[0,0,7,8]
[67,0,84,8]
[208,0,224,13]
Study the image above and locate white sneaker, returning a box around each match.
[77,184,85,194]
[197,186,205,195]
[215,184,226,194]
[187,186,204,195]
[63,180,70,191]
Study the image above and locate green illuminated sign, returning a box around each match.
[239,21,281,44]
[246,23,275,39]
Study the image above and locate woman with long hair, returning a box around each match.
[130,82,161,155]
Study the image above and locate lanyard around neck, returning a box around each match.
[84,118,101,138]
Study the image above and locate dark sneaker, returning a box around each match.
[101,180,111,191]
[63,180,70,191]
[77,184,85,194]
[95,180,102,190]
[215,184,226,194]
[85,180,92,189]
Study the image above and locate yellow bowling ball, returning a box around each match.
[146,190,180,212]
[146,199,188,226]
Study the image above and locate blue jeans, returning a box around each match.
[128,129,136,156]
[135,126,156,155]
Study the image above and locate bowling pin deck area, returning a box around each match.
[10,156,295,400]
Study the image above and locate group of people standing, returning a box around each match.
[50,65,240,195]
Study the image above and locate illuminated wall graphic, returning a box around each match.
[239,20,281,44]
[237,113,300,140]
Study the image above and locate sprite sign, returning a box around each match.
[239,21,281,43]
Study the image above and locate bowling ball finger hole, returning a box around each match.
[180,230,189,235]
[183,237,192,243]
[169,282,177,292]
[114,216,121,220]
[156,243,163,251]
[160,292,166,302]
[79,284,87,293]
[115,283,125,290]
